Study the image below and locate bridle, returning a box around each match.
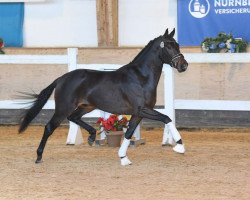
[160,39,184,67]
[170,53,184,67]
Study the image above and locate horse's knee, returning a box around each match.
[124,129,134,140]
[164,116,172,124]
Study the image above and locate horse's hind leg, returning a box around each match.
[36,113,65,163]
[67,105,96,146]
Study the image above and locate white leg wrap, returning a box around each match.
[118,138,132,166]
[166,122,181,142]
[118,138,130,158]
[162,125,174,146]
[166,122,185,154]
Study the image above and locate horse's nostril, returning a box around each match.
[180,64,187,72]
[183,63,188,69]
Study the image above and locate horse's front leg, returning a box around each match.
[138,107,185,154]
[118,115,142,166]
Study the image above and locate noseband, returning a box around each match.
[170,53,184,67]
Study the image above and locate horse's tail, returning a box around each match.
[18,79,57,133]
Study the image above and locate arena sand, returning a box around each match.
[0,126,249,200]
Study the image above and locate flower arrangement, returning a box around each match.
[96,114,128,133]
[0,38,4,54]
[201,32,248,53]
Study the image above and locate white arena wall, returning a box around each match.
[23,0,176,47]
[24,0,98,47]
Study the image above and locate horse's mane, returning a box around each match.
[131,37,158,63]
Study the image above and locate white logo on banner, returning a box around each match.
[189,0,210,18]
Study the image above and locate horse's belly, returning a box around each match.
[87,89,134,114]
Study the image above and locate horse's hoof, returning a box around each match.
[120,156,132,166]
[173,144,185,154]
[88,137,95,146]
[35,159,43,164]
[35,155,43,164]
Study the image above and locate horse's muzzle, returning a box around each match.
[177,60,188,73]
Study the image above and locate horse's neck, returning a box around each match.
[133,40,161,65]
[139,44,163,69]
[132,40,154,63]
[129,37,164,86]
[134,48,163,86]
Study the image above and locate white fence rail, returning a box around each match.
[1,49,250,143]
[1,50,250,112]
[175,52,250,113]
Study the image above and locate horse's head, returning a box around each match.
[159,28,188,72]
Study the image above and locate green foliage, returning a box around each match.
[201,32,248,53]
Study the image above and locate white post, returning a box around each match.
[67,48,78,72]
[66,121,83,145]
[163,64,175,122]
[162,64,175,145]
[100,111,111,140]
[66,48,84,145]
[133,124,141,140]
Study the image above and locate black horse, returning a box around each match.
[19,29,188,165]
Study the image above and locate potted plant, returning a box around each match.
[96,114,128,147]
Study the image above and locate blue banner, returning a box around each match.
[0,3,24,47]
[177,0,250,46]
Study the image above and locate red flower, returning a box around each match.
[96,114,128,133]
[96,117,104,124]
[120,117,128,126]
[103,121,112,131]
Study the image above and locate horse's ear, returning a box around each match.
[163,29,169,38]
[169,28,175,38]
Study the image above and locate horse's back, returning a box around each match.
[53,69,125,108]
